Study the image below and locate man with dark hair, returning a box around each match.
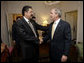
[16,16,21,20]
[12,19,21,58]
[12,20,17,44]
[15,5,48,62]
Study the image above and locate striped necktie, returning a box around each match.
[28,21,37,37]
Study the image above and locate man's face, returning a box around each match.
[25,8,33,19]
[50,9,58,21]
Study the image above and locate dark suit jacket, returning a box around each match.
[12,21,16,41]
[12,21,20,45]
[43,19,71,61]
[15,17,48,60]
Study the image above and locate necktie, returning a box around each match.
[52,23,56,39]
[28,21,37,37]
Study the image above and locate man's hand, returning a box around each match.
[61,55,68,62]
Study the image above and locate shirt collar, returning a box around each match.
[54,18,60,24]
[23,16,30,23]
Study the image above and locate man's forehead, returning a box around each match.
[29,8,33,11]
[50,9,55,12]
[51,9,55,11]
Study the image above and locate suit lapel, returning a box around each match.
[21,18,34,33]
[52,20,62,39]
[55,20,62,33]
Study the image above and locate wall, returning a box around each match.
[77,2,83,42]
[59,1,83,42]
[1,1,10,46]
[7,1,52,24]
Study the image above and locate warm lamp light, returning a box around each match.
[42,20,48,26]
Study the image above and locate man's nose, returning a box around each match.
[31,13,34,16]
[32,12,34,15]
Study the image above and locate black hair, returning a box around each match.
[16,16,21,20]
[22,5,32,16]
[32,16,36,19]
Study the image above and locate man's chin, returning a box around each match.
[50,18,53,21]
[29,17,32,20]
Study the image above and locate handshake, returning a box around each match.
[39,37,43,44]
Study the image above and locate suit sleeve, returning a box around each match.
[42,25,51,44]
[16,22,39,42]
[34,21,49,31]
[63,23,72,56]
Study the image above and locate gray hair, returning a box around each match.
[53,8,62,17]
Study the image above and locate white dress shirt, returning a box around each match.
[52,18,60,39]
[23,16,30,23]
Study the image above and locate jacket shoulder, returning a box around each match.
[16,18,24,25]
[61,19,70,26]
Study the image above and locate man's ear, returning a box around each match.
[25,11,28,15]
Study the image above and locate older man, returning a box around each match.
[41,8,71,62]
